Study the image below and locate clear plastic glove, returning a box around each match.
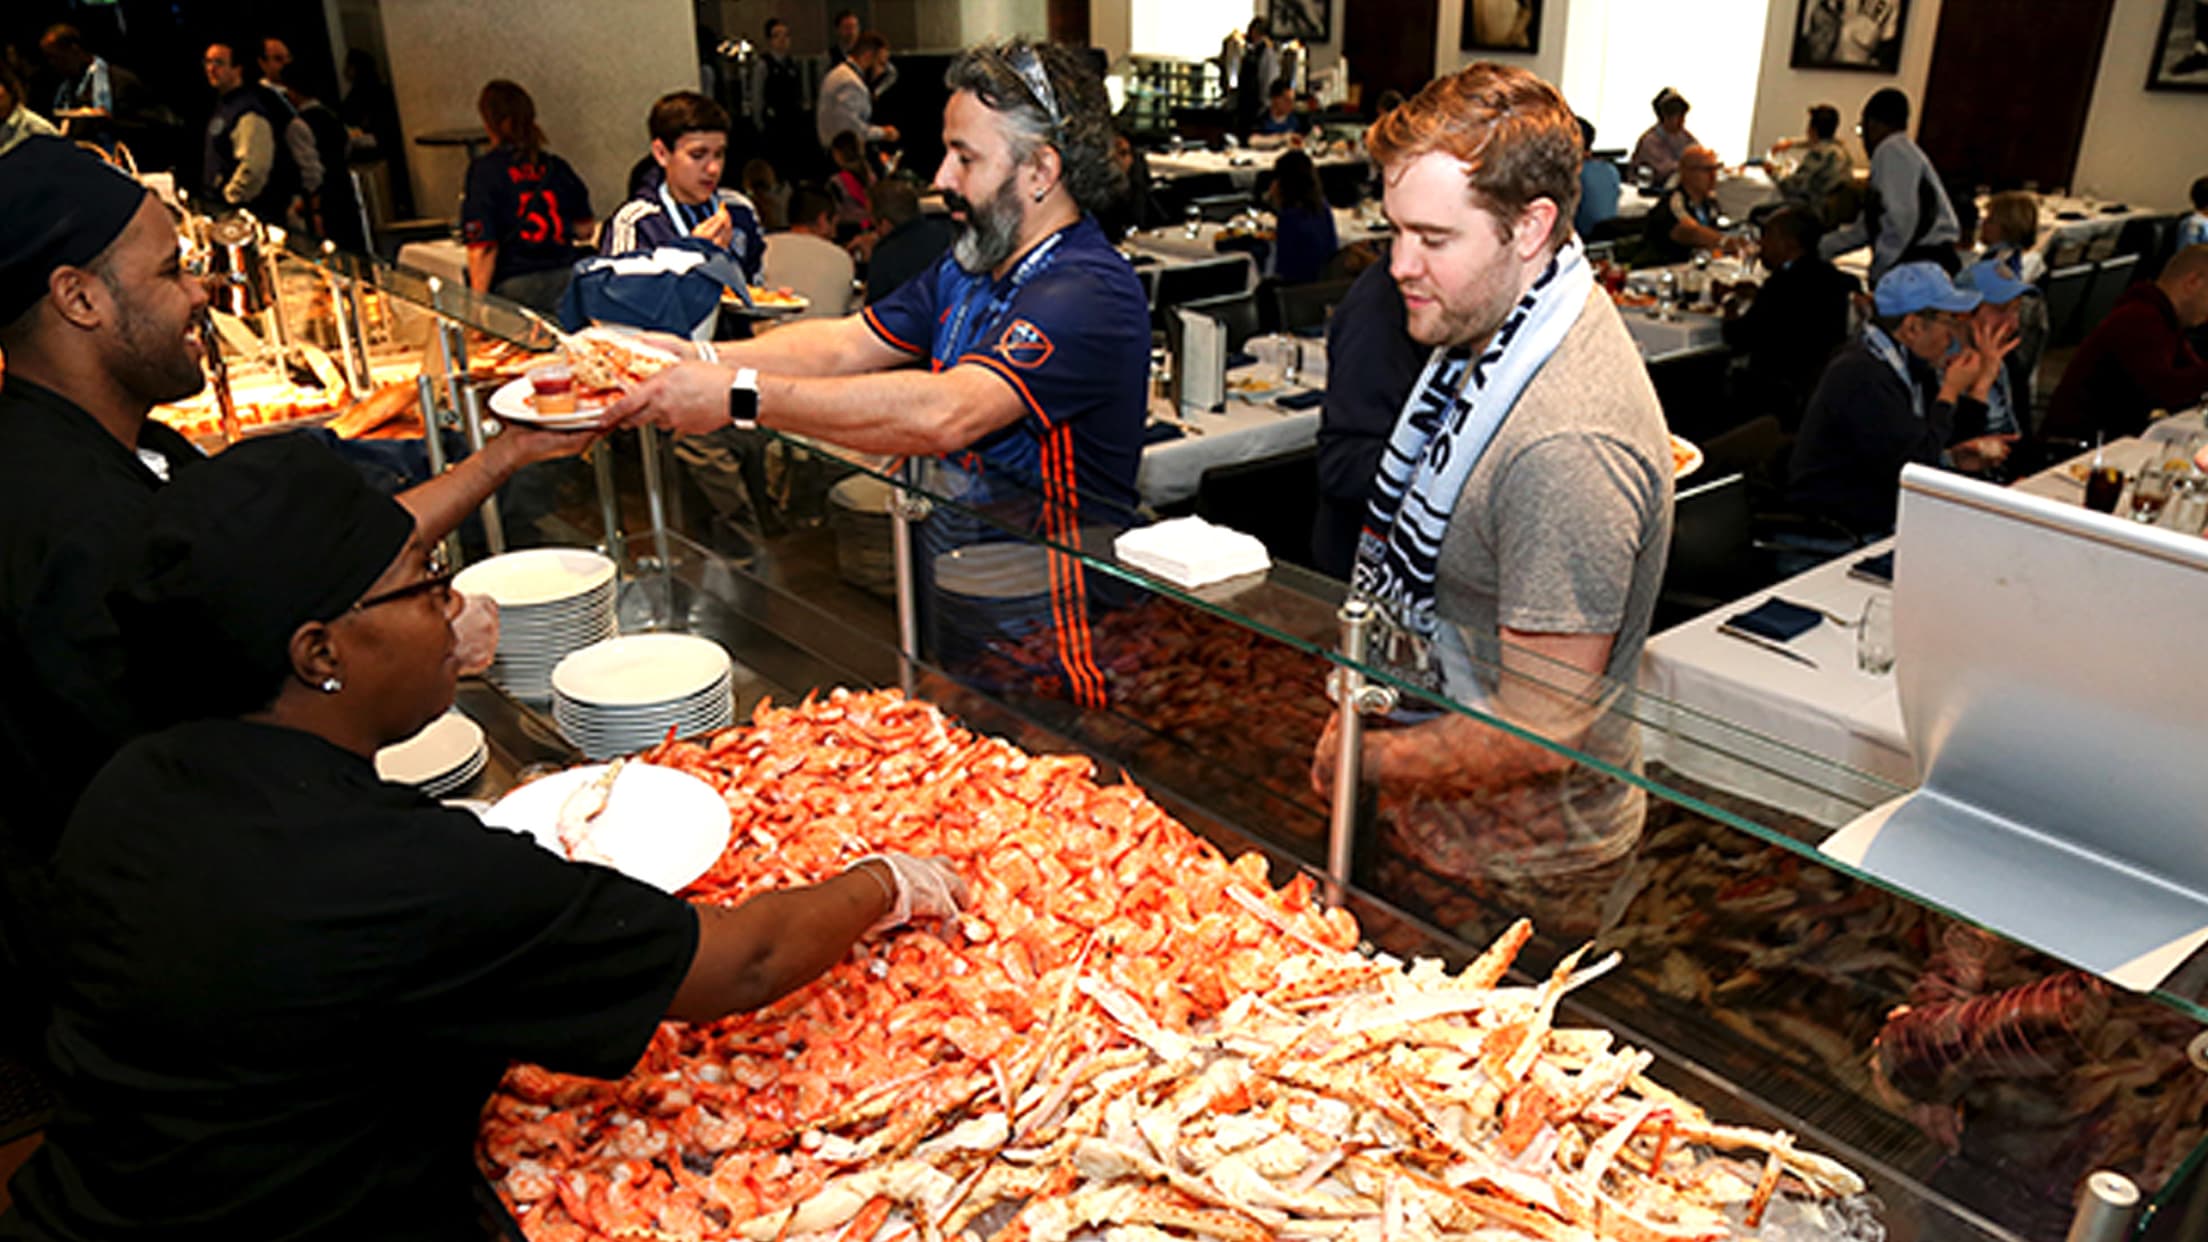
[852,853,968,934]
[453,592,501,676]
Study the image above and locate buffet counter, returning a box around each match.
[422,419,2208,1241]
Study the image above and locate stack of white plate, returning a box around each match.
[551,633,735,759]
[375,710,489,797]
[452,548,619,700]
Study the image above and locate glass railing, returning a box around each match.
[564,426,2205,1241]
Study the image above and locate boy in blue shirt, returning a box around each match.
[600,91,766,285]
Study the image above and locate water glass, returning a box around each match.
[1857,595,1895,675]
[1183,202,1202,239]
[2165,476,2208,536]
[2132,459,2173,523]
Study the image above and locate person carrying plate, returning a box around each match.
[0,136,599,1082]
[0,433,967,1241]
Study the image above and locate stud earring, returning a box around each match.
[320,677,342,693]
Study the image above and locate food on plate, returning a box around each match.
[553,757,624,865]
[1670,433,1700,476]
[527,364,578,416]
[560,327,680,396]
[476,688,1870,1240]
[747,285,806,308]
[1611,289,1657,310]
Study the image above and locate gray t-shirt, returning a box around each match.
[1392,286,1673,880]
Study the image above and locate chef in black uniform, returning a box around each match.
[0,434,967,1240]
[0,137,599,1063]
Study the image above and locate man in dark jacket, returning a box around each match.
[1721,206,1859,430]
[862,179,953,303]
[2043,245,2208,443]
[1787,262,2013,536]
[200,42,301,223]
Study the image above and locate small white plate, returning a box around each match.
[486,376,616,429]
[552,633,733,707]
[483,763,731,893]
[375,710,487,787]
[454,547,618,608]
[1671,434,1705,480]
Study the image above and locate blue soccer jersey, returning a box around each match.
[861,215,1151,708]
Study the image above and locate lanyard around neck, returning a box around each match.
[939,227,1071,364]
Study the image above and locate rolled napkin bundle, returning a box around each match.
[1850,550,1895,586]
[1726,596,1825,643]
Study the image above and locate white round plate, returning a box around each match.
[483,763,731,893]
[486,376,615,429]
[455,547,618,608]
[375,711,487,787]
[1670,434,1705,480]
[552,634,733,707]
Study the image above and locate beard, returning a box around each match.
[109,291,208,406]
[1403,262,1521,350]
[947,179,1027,274]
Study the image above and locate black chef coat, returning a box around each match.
[1,719,700,1241]
[0,378,203,867]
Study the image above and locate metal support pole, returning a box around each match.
[593,440,625,564]
[2066,1172,2140,1242]
[416,373,461,569]
[637,426,674,574]
[888,460,929,698]
[457,383,505,557]
[1326,598,1397,902]
[321,242,370,393]
[435,318,469,423]
[196,309,241,446]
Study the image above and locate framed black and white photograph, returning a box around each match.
[1789,0,1909,73]
[2146,0,2208,91]
[1264,0,1331,45]
[1462,0,1540,52]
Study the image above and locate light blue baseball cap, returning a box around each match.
[1874,262,1982,317]
[1960,255,2031,305]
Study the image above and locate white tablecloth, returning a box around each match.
[395,237,469,286]
[1124,208,1388,278]
[1613,170,1780,223]
[2030,196,2168,263]
[1138,379,1321,507]
[1639,538,1911,827]
[1148,147,1364,190]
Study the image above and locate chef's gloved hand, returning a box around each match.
[852,853,969,934]
[453,592,501,677]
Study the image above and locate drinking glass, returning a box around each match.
[2082,441,2124,514]
[1183,202,1202,239]
[2164,476,2208,536]
[2132,457,2173,523]
[1857,595,1895,675]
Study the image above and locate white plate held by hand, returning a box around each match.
[483,762,730,893]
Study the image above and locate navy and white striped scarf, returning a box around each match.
[1351,239,1592,672]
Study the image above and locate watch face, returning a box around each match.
[728,379,759,428]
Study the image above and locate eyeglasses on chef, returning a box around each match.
[351,553,455,613]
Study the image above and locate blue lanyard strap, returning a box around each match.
[939,228,1071,365]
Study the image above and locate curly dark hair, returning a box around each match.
[943,38,1123,218]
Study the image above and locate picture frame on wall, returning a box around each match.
[2146,0,2208,91]
[1462,0,1540,52]
[1264,0,1331,46]
[1789,0,1909,73]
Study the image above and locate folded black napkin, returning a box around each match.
[1225,351,1259,370]
[1143,420,1185,444]
[1127,253,1157,267]
[1275,390,1325,411]
[2056,210,2089,221]
[1851,550,1894,585]
[1291,324,1326,339]
[2100,203,2129,214]
[1727,597,1824,642]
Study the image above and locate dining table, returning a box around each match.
[1146,145,1366,191]
[1138,347,1326,508]
[1637,410,2208,826]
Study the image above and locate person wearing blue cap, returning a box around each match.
[1959,252,2044,436]
[1786,260,2016,535]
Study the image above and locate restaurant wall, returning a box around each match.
[2072,0,2205,207]
[1436,0,1568,86]
[1745,0,1942,167]
[379,0,698,231]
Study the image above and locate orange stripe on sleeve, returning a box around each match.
[863,306,925,356]
[959,354,1057,430]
